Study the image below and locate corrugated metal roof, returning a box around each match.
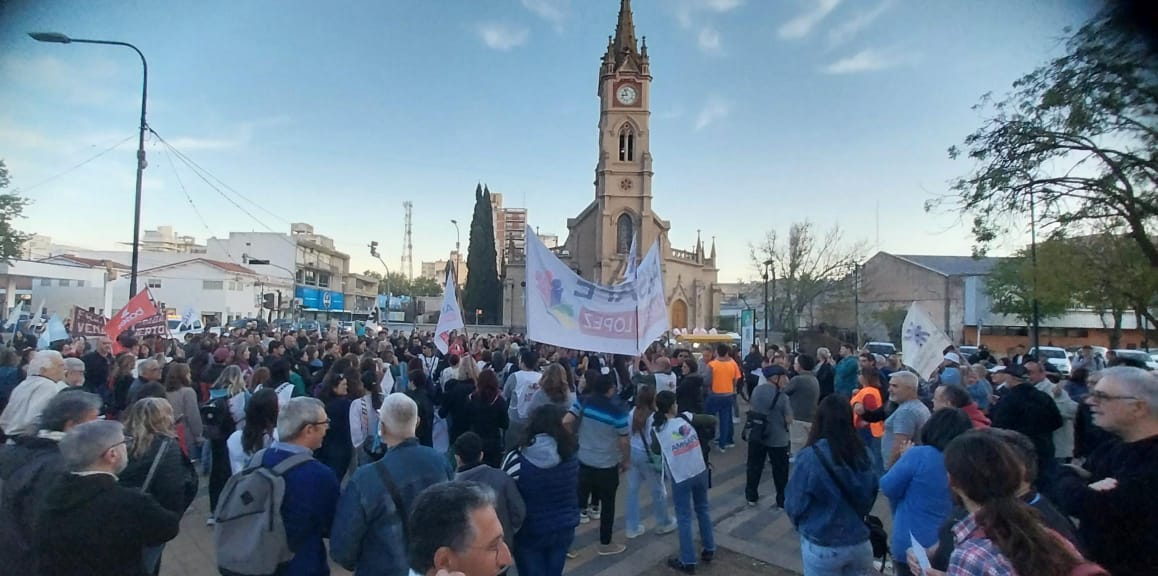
[890,254,1005,277]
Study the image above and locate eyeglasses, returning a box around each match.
[468,539,510,563]
[106,435,135,453]
[311,419,331,427]
[1088,390,1138,403]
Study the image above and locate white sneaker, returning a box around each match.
[591,506,601,520]
[655,522,678,535]
[579,510,591,524]
[206,516,216,527]
[626,525,645,539]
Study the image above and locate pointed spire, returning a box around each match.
[710,236,716,260]
[641,35,648,58]
[609,0,641,70]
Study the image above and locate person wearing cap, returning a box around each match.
[990,361,1063,495]
[938,352,963,388]
[63,358,86,389]
[744,363,793,508]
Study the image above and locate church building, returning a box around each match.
[503,0,721,332]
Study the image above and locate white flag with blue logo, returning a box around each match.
[901,302,953,379]
[434,268,464,354]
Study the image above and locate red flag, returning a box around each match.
[106,290,160,348]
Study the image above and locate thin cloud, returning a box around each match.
[698,27,723,54]
[822,48,910,74]
[695,97,731,131]
[476,22,530,51]
[674,0,745,29]
[828,0,894,47]
[778,0,840,40]
[521,0,568,31]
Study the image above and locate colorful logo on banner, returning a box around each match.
[525,225,668,356]
[901,302,954,379]
[434,269,465,354]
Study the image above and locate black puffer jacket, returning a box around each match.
[117,435,198,514]
[0,433,65,574]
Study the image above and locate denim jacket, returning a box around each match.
[785,439,879,547]
[330,439,453,575]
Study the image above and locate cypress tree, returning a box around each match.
[463,184,501,324]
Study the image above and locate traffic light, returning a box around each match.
[262,293,275,310]
[369,241,379,258]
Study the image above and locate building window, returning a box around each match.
[319,272,330,288]
[39,278,51,287]
[616,213,633,254]
[618,125,635,162]
[147,279,162,288]
[203,280,224,290]
[295,269,304,284]
[76,280,85,287]
[304,269,317,286]
[58,279,71,287]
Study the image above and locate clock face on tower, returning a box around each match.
[616,84,638,105]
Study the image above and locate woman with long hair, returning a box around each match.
[250,367,272,390]
[651,389,714,573]
[502,404,580,576]
[881,408,973,576]
[206,365,248,523]
[439,354,480,446]
[526,363,574,416]
[785,394,879,576]
[120,397,197,576]
[466,369,509,467]
[109,352,138,417]
[939,432,1102,576]
[851,366,886,476]
[163,362,203,456]
[624,385,675,539]
[315,367,356,482]
[227,387,280,474]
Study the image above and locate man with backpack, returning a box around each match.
[744,365,793,509]
[330,392,454,575]
[214,397,339,576]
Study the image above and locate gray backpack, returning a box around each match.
[213,449,313,575]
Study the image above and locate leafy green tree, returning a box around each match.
[871,306,908,345]
[932,9,1158,267]
[462,184,501,324]
[0,160,31,264]
[409,276,441,298]
[984,242,1079,326]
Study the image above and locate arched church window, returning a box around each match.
[618,125,635,162]
[616,214,633,254]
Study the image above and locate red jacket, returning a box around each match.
[962,403,991,428]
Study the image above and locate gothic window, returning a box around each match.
[618,124,635,162]
[616,214,633,254]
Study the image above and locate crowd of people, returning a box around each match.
[0,323,1153,576]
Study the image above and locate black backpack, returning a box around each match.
[200,395,236,441]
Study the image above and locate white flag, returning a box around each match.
[901,302,954,380]
[179,305,199,329]
[434,268,464,354]
[525,225,667,356]
[623,233,639,284]
[4,301,25,329]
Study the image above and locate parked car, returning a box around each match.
[958,345,979,360]
[1112,349,1158,371]
[864,341,896,356]
[296,320,320,333]
[1029,346,1073,376]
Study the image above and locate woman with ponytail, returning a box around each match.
[941,431,1105,576]
[651,390,715,573]
[625,385,676,538]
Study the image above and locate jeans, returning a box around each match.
[799,536,874,576]
[706,394,735,446]
[578,463,620,545]
[626,447,673,533]
[142,544,164,576]
[672,470,715,566]
[514,528,574,576]
[745,442,789,506]
[858,429,884,478]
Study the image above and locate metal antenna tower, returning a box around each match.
[401,201,414,279]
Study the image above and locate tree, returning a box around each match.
[983,243,1077,326]
[0,160,31,264]
[462,184,501,324]
[409,276,441,298]
[749,221,865,342]
[932,9,1158,267]
[871,306,908,345]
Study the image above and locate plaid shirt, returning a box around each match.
[949,512,1016,576]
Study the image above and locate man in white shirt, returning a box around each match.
[0,350,68,437]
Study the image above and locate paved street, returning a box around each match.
[161,425,894,576]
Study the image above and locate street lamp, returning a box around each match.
[1029,190,1041,352]
[368,241,393,324]
[852,262,861,347]
[243,255,295,322]
[450,219,461,285]
[762,259,774,351]
[30,32,148,297]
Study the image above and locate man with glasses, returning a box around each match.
[63,357,86,389]
[1056,366,1158,576]
[32,419,180,576]
[408,481,513,576]
[260,396,341,576]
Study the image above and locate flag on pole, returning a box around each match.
[901,302,954,380]
[434,268,465,354]
[4,300,25,330]
[179,305,199,329]
[38,314,69,349]
[623,233,639,284]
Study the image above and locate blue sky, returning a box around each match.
[0,0,1094,282]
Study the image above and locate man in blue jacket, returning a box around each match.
[834,344,860,397]
[263,397,341,576]
[331,393,454,575]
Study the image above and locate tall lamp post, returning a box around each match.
[368,241,393,324]
[30,32,148,297]
[1029,190,1041,351]
[852,262,861,347]
[450,219,461,285]
[762,259,774,350]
